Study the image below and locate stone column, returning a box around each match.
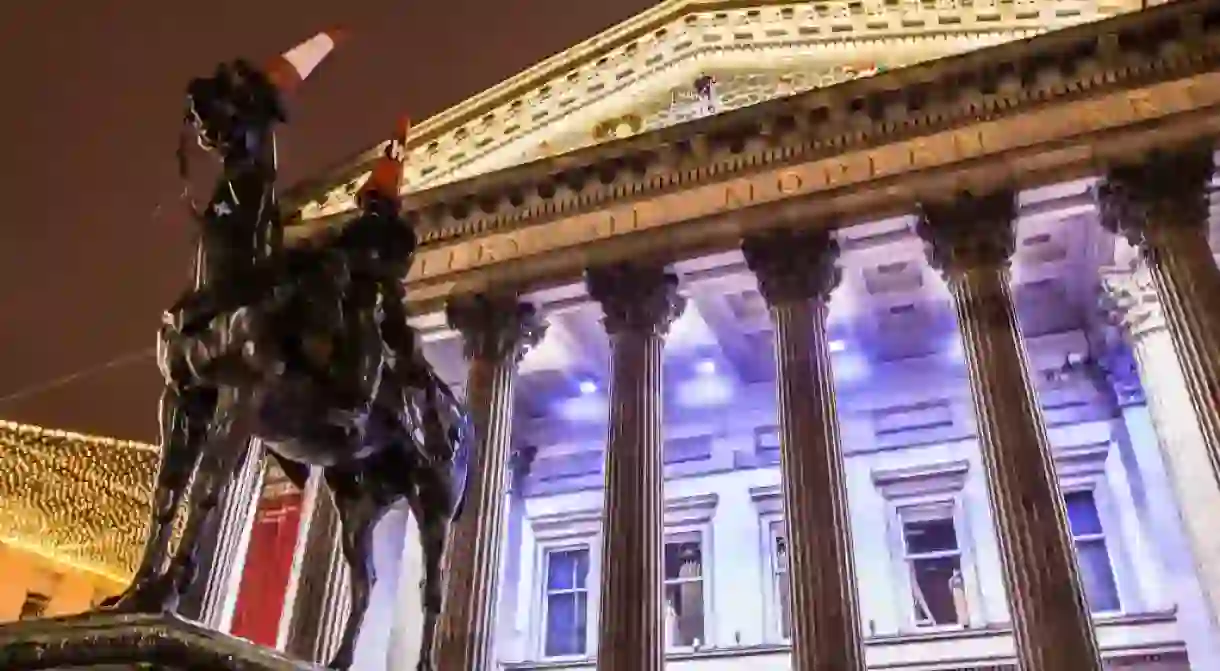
[435,295,546,671]
[741,229,865,671]
[1096,144,1220,614]
[178,439,265,630]
[1101,258,1220,638]
[586,263,685,671]
[917,190,1103,671]
[282,469,351,664]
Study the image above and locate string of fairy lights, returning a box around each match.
[0,420,160,581]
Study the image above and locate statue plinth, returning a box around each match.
[0,612,322,671]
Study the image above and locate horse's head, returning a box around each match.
[184,60,285,165]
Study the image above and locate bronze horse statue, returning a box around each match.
[102,33,472,671]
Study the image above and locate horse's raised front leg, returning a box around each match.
[104,384,209,612]
[407,467,454,671]
[326,470,381,671]
[162,389,254,606]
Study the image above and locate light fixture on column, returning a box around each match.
[578,379,598,395]
[695,359,716,375]
[828,339,846,353]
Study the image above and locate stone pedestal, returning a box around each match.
[918,190,1103,671]
[742,229,865,671]
[179,440,265,631]
[281,470,350,665]
[434,295,546,671]
[1097,145,1220,625]
[586,263,685,671]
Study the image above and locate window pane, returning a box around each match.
[776,571,792,639]
[774,534,789,573]
[1077,539,1121,613]
[910,556,963,625]
[664,540,703,581]
[665,581,706,648]
[546,549,589,591]
[904,517,959,555]
[1065,490,1104,536]
[544,592,588,657]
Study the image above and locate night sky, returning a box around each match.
[0,0,656,441]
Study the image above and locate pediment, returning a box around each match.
[293,0,1138,222]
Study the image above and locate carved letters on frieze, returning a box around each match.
[404,69,1220,287]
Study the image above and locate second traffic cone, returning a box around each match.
[358,116,412,204]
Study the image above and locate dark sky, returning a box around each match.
[0,0,655,442]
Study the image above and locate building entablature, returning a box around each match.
[285,0,1220,313]
[287,0,1137,215]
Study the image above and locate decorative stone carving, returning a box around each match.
[507,444,538,495]
[742,228,842,306]
[446,295,548,363]
[1095,144,1214,252]
[1099,259,1166,341]
[916,190,1018,276]
[586,263,686,337]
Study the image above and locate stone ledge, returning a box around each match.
[0,611,319,671]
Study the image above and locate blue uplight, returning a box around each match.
[578,379,598,395]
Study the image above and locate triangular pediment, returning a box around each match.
[294,0,1141,221]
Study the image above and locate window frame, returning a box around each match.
[750,483,790,643]
[539,545,595,659]
[895,500,967,629]
[871,459,983,633]
[528,508,601,662]
[662,528,711,652]
[1054,442,1133,617]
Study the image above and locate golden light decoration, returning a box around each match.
[0,420,159,582]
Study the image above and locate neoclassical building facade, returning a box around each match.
[6,0,1220,670]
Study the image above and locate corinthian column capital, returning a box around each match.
[1099,260,1166,341]
[1095,144,1214,252]
[916,190,1018,278]
[446,295,548,363]
[586,263,686,337]
[741,228,842,306]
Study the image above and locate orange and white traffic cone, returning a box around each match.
[358,115,412,204]
[265,28,349,94]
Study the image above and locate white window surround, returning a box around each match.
[526,494,720,660]
[748,483,789,643]
[1053,441,1137,616]
[871,459,987,633]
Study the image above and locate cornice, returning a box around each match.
[285,0,1135,216]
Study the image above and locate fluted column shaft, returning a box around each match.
[435,296,546,671]
[587,264,685,671]
[919,191,1103,671]
[283,470,351,664]
[1098,146,1220,607]
[179,439,265,629]
[742,230,865,671]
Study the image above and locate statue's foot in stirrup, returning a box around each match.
[100,573,179,614]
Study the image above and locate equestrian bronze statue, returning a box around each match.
[101,31,474,671]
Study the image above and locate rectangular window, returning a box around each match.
[770,520,792,639]
[900,509,966,627]
[664,532,706,649]
[1064,489,1121,613]
[543,548,590,657]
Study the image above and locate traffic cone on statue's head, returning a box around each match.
[265,28,349,94]
[358,115,412,204]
